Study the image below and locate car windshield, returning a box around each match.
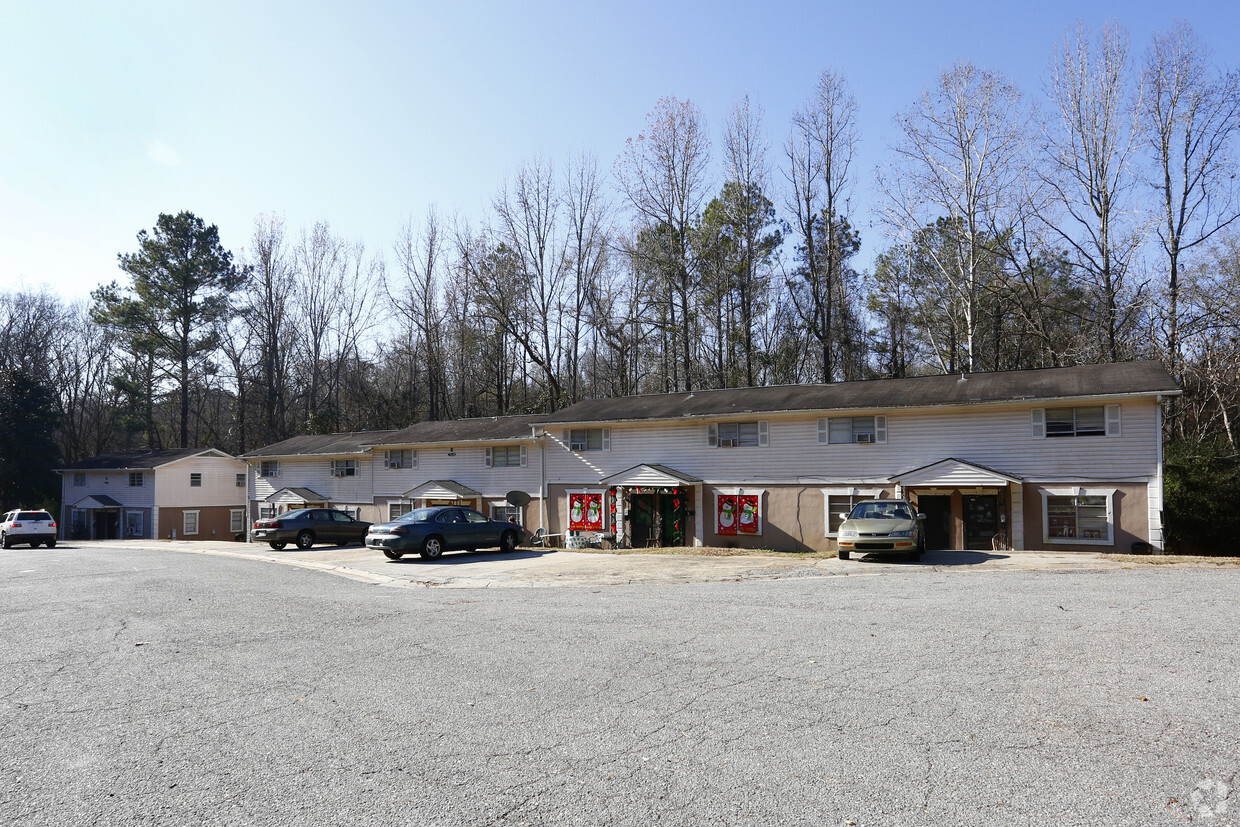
[395,508,437,523]
[849,502,914,521]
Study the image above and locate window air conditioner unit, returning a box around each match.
[386,460,400,469]
[332,469,347,477]
[718,437,738,448]
[570,441,587,452]
[854,433,874,444]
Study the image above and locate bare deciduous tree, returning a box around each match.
[1142,21,1240,378]
[881,62,1031,373]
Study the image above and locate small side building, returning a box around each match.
[57,449,248,540]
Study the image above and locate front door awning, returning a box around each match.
[893,458,1022,488]
[600,464,704,488]
[265,486,328,504]
[403,480,482,500]
[71,494,124,509]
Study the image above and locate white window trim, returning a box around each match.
[565,428,612,452]
[235,473,246,488]
[707,421,769,448]
[713,487,767,536]
[1040,487,1117,546]
[485,445,528,468]
[567,488,610,531]
[129,472,144,487]
[259,461,281,478]
[818,415,888,445]
[490,502,524,524]
[229,509,245,533]
[384,449,417,469]
[388,500,413,521]
[190,472,203,487]
[1031,405,1121,439]
[819,487,885,537]
[73,472,86,487]
[330,459,358,478]
[183,510,200,536]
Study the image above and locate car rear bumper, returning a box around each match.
[252,529,296,542]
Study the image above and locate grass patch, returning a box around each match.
[1110,554,1240,566]
[570,545,839,560]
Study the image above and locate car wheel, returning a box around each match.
[419,536,444,560]
[382,548,403,561]
[295,530,315,550]
[838,549,850,560]
[30,540,41,548]
[1,532,11,549]
[500,530,517,554]
[269,542,287,550]
[46,538,56,548]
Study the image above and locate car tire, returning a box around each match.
[500,530,517,554]
[30,540,41,548]
[295,530,315,550]
[838,549,850,560]
[1,532,11,549]
[419,536,444,560]
[46,538,56,548]
[382,548,403,561]
[269,542,287,550]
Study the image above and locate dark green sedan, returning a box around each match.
[252,508,371,550]
[366,506,521,560]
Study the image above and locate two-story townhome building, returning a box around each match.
[364,414,549,526]
[534,362,1180,554]
[240,431,397,524]
[57,449,248,541]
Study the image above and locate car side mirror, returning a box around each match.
[838,513,849,521]
[916,513,927,520]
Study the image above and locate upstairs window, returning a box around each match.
[1032,405,1120,438]
[486,445,527,468]
[331,459,357,478]
[259,461,280,478]
[708,421,768,448]
[384,449,416,469]
[236,473,246,487]
[568,428,610,452]
[190,473,202,487]
[73,473,86,487]
[819,416,887,445]
[128,472,144,487]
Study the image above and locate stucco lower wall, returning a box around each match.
[158,506,245,541]
[1022,482,1149,552]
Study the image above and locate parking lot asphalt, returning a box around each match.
[60,538,1194,589]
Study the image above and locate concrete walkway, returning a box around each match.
[51,538,1208,589]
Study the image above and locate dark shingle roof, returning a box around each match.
[542,362,1180,425]
[59,448,229,470]
[241,431,398,459]
[367,415,549,447]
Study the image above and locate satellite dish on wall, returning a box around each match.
[505,490,532,507]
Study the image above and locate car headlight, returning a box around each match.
[839,529,857,539]
[890,529,914,538]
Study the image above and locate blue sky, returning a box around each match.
[2,0,1237,301]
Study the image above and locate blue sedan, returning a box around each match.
[366,506,522,560]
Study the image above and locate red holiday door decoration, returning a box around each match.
[737,495,759,534]
[570,493,604,531]
[717,494,738,536]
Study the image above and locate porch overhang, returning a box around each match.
[600,464,704,488]
[70,494,124,509]
[893,458,1022,488]
[264,487,328,505]
[403,480,482,500]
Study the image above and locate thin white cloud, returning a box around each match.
[146,140,181,167]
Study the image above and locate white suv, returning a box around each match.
[1,509,58,549]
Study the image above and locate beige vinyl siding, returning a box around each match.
[544,399,1161,486]
[250,456,377,502]
[372,444,542,499]
[155,457,248,508]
